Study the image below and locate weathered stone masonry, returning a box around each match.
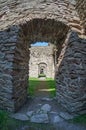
[0,0,86,113]
[29,46,55,78]
[76,0,86,36]
[0,26,29,112]
[56,32,86,113]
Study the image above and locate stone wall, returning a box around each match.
[76,0,86,36]
[0,0,82,36]
[0,25,29,112]
[29,46,55,78]
[0,0,86,113]
[56,32,86,113]
[0,17,69,112]
[12,32,29,111]
[0,26,19,111]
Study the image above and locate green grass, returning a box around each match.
[0,110,8,130]
[28,77,56,98]
[46,78,56,98]
[0,110,23,130]
[71,114,86,124]
[28,77,40,97]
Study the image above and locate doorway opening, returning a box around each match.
[28,41,56,98]
[9,18,69,112]
[38,62,47,78]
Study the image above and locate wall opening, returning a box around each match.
[31,42,48,46]
[38,62,47,77]
[0,18,71,112]
[28,41,56,98]
[0,0,85,114]
[12,18,69,111]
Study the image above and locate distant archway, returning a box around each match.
[38,63,47,77]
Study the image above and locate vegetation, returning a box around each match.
[0,78,86,130]
[0,110,55,130]
[28,77,40,96]
[46,78,56,98]
[28,77,56,98]
[0,110,8,130]
[0,110,86,130]
[0,110,24,130]
[71,114,86,124]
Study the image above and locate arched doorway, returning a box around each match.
[38,62,47,78]
[12,18,69,111]
[1,17,85,114]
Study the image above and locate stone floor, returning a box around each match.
[11,80,86,130]
[11,97,86,130]
[11,97,71,123]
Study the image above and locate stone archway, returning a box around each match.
[0,0,86,113]
[38,62,47,77]
[14,18,69,112]
[0,18,70,112]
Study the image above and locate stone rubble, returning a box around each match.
[30,113,49,123]
[10,97,86,130]
[11,98,76,123]
[11,113,29,121]
[41,104,51,112]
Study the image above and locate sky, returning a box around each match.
[31,42,48,46]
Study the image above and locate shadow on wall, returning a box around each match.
[55,32,86,113]
[0,19,86,114]
[0,18,69,112]
[0,25,29,112]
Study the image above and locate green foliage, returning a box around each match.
[0,110,8,130]
[0,110,18,130]
[46,78,56,98]
[0,110,55,130]
[71,114,86,124]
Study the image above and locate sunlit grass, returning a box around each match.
[39,88,55,92]
[46,78,56,98]
[28,77,40,97]
[28,77,56,98]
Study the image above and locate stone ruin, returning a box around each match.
[0,0,86,113]
[29,44,55,78]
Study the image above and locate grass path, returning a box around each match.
[28,78,56,98]
[34,80,50,97]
